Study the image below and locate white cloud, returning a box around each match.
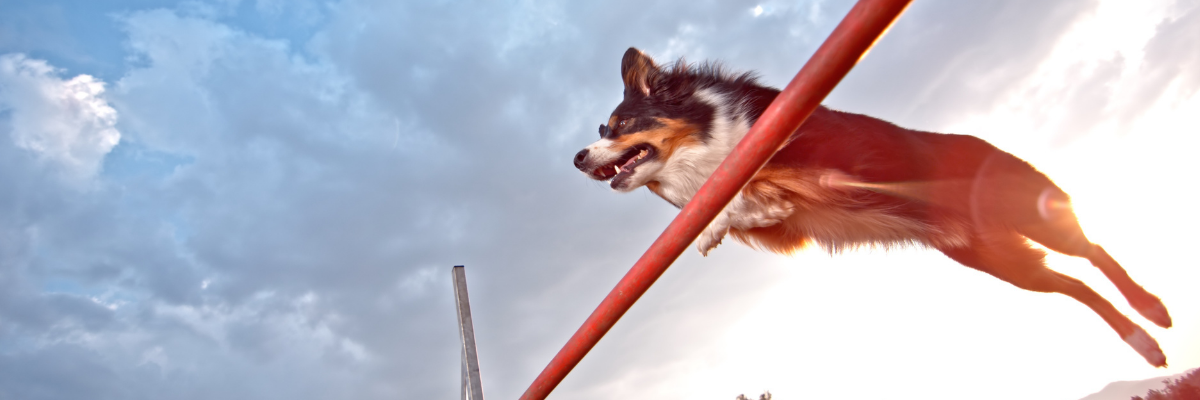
[9,0,1196,399]
[942,0,1193,148]
[0,53,120,180]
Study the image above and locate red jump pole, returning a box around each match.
[520,0,912,398]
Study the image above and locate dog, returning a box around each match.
[573,48,1172,367]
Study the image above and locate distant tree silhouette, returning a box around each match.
[1132,368,1200,400]
[735,391,771,400]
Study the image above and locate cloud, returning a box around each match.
[900,0,1199,147]
[2,0,1198,399]
[827,0,1101,127]
[1,8,411,399]
[1123,0,1200,122]
[0,53,120,180]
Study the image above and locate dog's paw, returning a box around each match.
[1123,325,1167,367]
[697,225,727,256]
[1130,292,1172,329]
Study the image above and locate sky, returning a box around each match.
[0,0,1198,399]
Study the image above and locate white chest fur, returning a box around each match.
[652,89,752,208]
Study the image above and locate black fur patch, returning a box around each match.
[612,48,780,142]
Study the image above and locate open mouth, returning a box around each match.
[590,144,656,188]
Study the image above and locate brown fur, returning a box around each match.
[576,47,1174,367]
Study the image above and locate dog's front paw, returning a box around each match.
[697,225,727,257]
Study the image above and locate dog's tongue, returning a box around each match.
[620,155,639,172]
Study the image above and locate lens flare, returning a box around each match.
[820,171,936,203]
[821,171,1073,222]
[1037,186,1074,221]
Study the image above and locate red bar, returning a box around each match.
[520,1,912,398]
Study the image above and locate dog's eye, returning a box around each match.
[618,119,628,129]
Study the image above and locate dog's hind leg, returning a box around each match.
[1084,245,1171,328]
[1020,267,1166,367]
[938,230,1166,366]
[1015,190,1172,329]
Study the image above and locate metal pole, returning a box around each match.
[453,265,485,400]
[518,0,912,398]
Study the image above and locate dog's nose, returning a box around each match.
[573,149,589,169]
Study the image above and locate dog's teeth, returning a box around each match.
[614,165,621,174]
[638,149,647,158]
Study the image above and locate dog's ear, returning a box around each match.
[621,47,657,97]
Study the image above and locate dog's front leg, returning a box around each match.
[697,192,793,256]
[697,208,733,257]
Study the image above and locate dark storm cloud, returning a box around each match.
[2,0,1194,399]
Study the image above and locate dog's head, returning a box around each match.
[572,48,713,192]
